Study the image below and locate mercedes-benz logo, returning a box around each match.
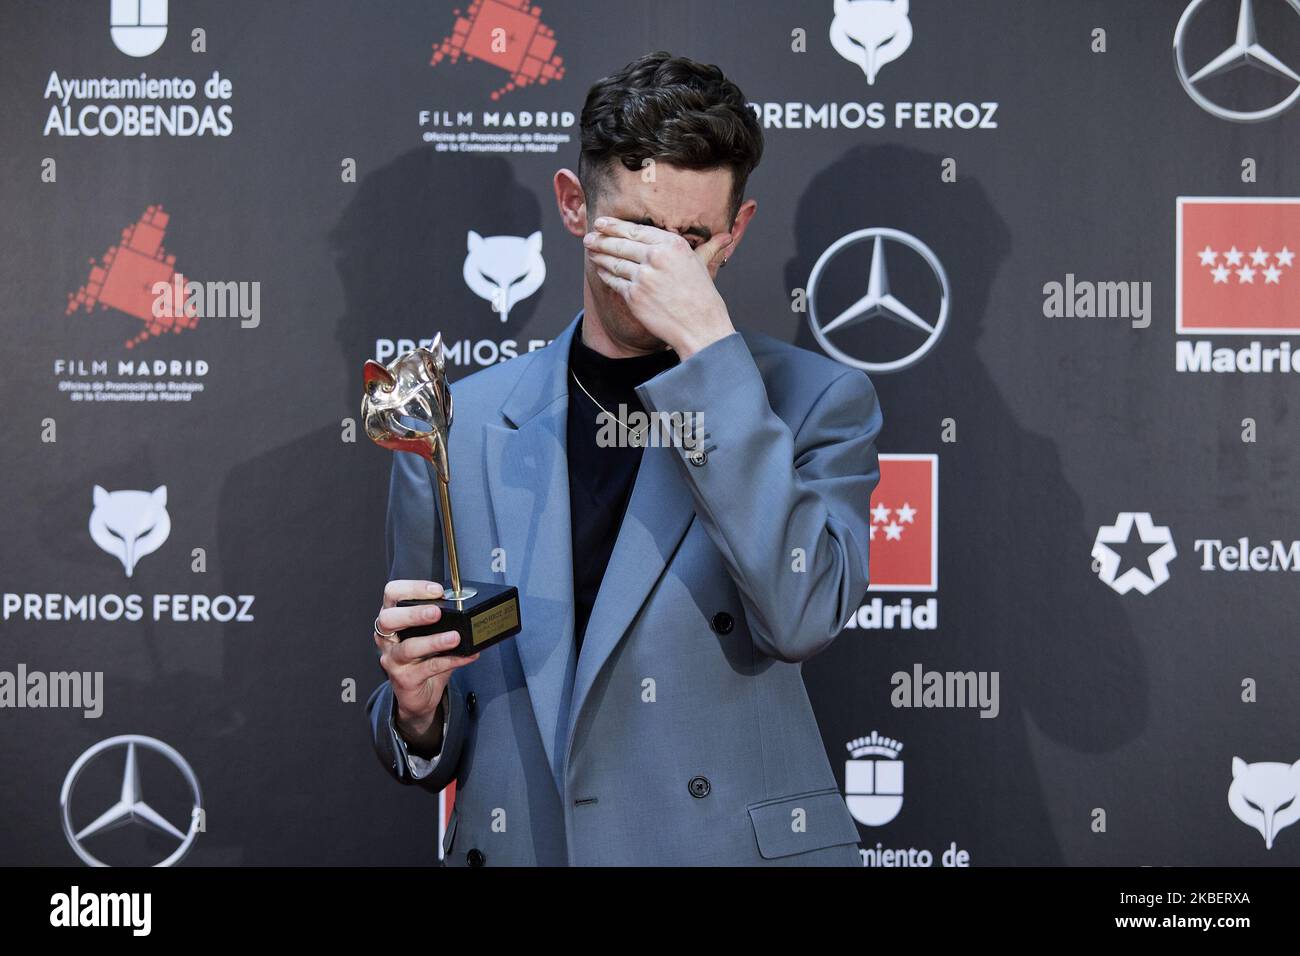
[806,227,950,373]
[1174,0,1300,123]
[60,735,202,868]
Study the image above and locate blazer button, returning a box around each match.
[688,449,707,467]
[466,692,477,717]
[711,612,734,635]
[688,776,711,799]
[466,848,485,867]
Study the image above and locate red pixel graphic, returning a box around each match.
[431,0,565,101]
[65,205,196,349]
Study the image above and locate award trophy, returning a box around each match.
[361,334,521,655]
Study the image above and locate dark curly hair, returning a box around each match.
[578,51,764,220]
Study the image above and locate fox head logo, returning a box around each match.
[1228,756,1300,850]
[462,230,545,323]
[830,0,913,86]
[89,485,171,577]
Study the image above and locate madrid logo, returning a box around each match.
[844,731,904,826]
[868,454,937,591]
[1177,197,1298,335]
[830,0,913,85]
[89,485,171,578]
[1092,512,1177,595]
[845,454,937,630]
[1228,755,1300,849]
[110,0,167,58]
[463,230,545,323]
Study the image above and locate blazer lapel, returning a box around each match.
[565,440,696,762]
[484,317,580,791]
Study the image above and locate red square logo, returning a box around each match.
[1177,197,1300,334]
[462,1,537,72]
[96,246,173,321]
[868,454,937,592]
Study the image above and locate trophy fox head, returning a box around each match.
[362,335,453,481]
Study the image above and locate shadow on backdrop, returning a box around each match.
[215,151,543,863]
[789,143,1148,865]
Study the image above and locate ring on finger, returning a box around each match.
[374,615,399,641]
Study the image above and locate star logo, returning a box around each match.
[1092,512,1178,595]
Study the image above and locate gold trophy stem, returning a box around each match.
[436,478,476,602]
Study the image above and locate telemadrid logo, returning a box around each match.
[806,227,950,373]
[1092,512,1178,595]
[60,734,202,867]
[1173,0,1300,123]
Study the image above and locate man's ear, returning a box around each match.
[553,168,588,239]
[706,198,758,276]
[723,198,758,257]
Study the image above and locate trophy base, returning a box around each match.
[396,582,521,656]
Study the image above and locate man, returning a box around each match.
[366,52,882,866]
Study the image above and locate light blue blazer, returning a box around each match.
[368,314,882,866]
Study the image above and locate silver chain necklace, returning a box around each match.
[570,369,649,444]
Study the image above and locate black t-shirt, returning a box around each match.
[566,321,679,654]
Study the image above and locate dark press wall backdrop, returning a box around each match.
[1,0,1298,866]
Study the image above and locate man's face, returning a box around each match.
[583,161,737,353]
